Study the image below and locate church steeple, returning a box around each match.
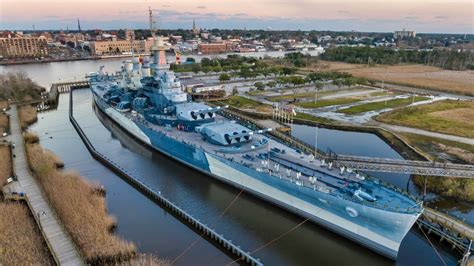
[77,18,81,32]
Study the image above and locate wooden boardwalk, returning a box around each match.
[9,105,83,265]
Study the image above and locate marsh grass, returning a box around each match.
[0,202,54,265]
[18,105,37,129]
[0,114,8,134]
[0,145,12,187]
[25,143,136,264]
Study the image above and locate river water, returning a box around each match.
[1,59,469,265]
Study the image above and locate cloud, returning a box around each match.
[404,16,418,20]
[196,6,206,9]
[434,15,447,20]
[338,10,351,15]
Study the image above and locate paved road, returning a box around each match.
[9,105,83,266]
[374,121,474,146]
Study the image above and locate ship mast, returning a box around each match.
[149,7,168,74]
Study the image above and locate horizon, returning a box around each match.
[1,0,473,34]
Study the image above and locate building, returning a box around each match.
[0,36,48,59]
[90,39,154,55]
[192,19,200,36]
[124,29,135,41]
[198,43,233,54]
[394,30,416,39]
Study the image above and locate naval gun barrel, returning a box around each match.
[192,105,228,115]
[191,105,229,119]
[226,128,272,141]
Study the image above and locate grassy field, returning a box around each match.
[338,96,429,114]
[221,96,271,112]
[25,140,136,264]
[266,90,336,102]
[0,203,53,265]
[346,64,473,96]
[377,100,474,138]
[302,61,474,96]
[297,98,361,108]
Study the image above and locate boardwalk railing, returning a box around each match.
[69,87,263,266]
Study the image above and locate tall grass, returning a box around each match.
[0,145,12,187]
[0,202,54,265]
[0,114,8,134]
[18,104,37,130]
[0,100,8,110]
[377,100,474,138]
[25,142,137,264]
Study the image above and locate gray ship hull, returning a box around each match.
[92,90,421,260]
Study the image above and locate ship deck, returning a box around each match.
[91,82,420,214]
[130,112,418,214]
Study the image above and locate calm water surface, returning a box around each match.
[2,60,467,265]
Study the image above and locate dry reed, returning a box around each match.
[0,114,8,134]
[0,100,8,110]
[115,254,170,266]
[24,131,40,144]
[25,143,136,264]
[0,202,54,265]
[18,104,37,130]
[0,145,12,186]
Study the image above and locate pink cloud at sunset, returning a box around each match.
[0,0,472,33]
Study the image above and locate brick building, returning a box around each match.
[0,36,48,59]
[90,39,154,55]
[198,43,233,54]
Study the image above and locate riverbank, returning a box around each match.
[0,56,101,66]
[19,106,167,265]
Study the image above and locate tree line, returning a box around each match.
[321,46,474,70]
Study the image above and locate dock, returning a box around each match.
[417,207,474,256]
[8,105,84,265]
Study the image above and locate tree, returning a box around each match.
[282,67,296,76]
[219,73,231,83]
[254,82,265,91]
[332,78,343,89]
[232,86,239,96]
[266,81,277,89]
[314,82,324,104]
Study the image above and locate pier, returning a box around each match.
[7,105,83,265]
[417,207,474,261]
[68,87,263,266]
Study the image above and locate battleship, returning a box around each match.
[88,35,423,260]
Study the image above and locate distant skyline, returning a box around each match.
[1,0,473,34]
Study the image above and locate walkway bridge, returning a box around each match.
[219,108,474,178]
[330,154,474,178]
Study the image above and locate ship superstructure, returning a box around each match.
[88,35,423,260]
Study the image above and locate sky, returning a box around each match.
[0,0,473,34]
